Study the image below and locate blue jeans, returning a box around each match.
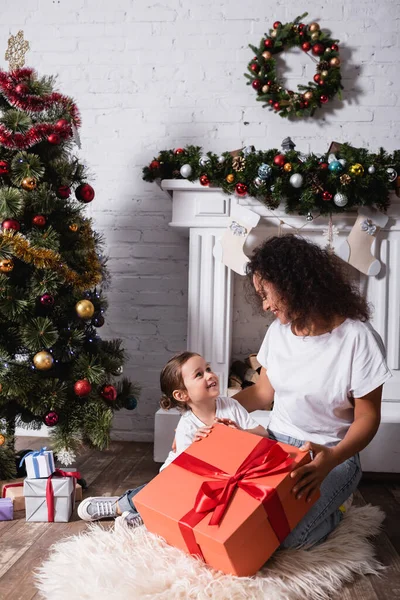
[268,429,362,549]
[118,484,146,514]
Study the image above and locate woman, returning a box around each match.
[234,234,391,549]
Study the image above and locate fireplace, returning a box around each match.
[154,179,400,472]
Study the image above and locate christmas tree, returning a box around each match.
[0,32,138,480]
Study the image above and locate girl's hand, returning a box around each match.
[214,417,241,430]
[290,441,339,502]
[194,426,213,441]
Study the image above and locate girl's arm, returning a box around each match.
[232,368,275,412]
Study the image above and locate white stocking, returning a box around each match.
[213,205,260,275]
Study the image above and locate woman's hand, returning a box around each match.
[290,441,339,502]
[214,417,242,430]
[194,426,213,441]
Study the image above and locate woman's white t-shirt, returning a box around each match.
[256,318,391,446]
[160,396,260,471]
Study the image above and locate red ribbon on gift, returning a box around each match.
[173,437,293,560]
[46,468,81,522]
[1,481,23,498]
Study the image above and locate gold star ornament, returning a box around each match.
[5,30,30,69]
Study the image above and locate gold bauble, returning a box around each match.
[21,177,37,191]
[325,48,332,54]
[321,70,329,78]
[69,223,79,232]
[349,163,364,177]
[262,84,270,93]
[283,163,292,172]
[226,174,235,183]
[270,30,277,38]
[262,51,272,60]
[330,57,341,67]
[0,258,14,273]
[308,22,320,32]
[311,31,320,41]
[0,433,5,446]
[75,299,95,319]
[340,174,351,185]
[33,351,54,371]
[303,91,313,101]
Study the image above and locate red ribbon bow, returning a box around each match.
[46,468,81,522]
[173,437,293,559]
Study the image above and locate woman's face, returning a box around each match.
[252,275,290,324]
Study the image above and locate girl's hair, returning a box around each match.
[159,351,200,411]
[245,234,370,331]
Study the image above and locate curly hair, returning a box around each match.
[245,234,370,331]
[159,351,200,411]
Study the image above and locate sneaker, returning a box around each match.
[115,510,143,532]
[77,496,119,521]
[339,493,354,514]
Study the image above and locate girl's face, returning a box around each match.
[253,275,291,324]
[174,355,220,406]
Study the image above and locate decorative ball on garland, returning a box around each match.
[349,163,364,177]
[76,299,95,319]
[0,160,9,175]
[54,118,70,132]
[149,160,160,170]
[56,185,71,199]
[43,411,59,427]
[235,182,248,197]
[289,173,303,188]
[40,293,55,307]
[92,313,105,327]
[273,154,286,168]
[200,174,210,186]
[74,379,92,397]
[328,160,343,174]
[368,166,376,175]
[246,13,343,118]
[47,133,61,145]
[340,174,351,185]
[0,433,5,446]
[334,192,348,207]
[69,223,79,232]
[386,168,397,182]
[322,191,333,201]
[21,177,37,191]
[75,183,95,203]
[258,164,272,180]
[126,396,138,410]
[0,258,14,273]
[226,174,235,183]
[101,384,118,402]
[174,148,184,155]
[180,164,192,178]
[32,215,46,227]
[2,219,20,231]
[33,351,53,371]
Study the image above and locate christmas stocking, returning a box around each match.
[336,207,389,276]
[213,205,260,275]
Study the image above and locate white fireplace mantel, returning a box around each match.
[153,179,400,472]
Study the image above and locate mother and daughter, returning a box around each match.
[78,234,391,550]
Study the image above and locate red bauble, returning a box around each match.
[2,219,20,231]
[252,79,262,90]
[32,214,46,227]
[101,384,118,402]
[56,185,71,199]
[0,160,9,175]
[235,182,248,197]
[312,43,325,56]
[250,63,259,72]
[313,74,321,83]
[331,44,339,51]
[54,119,70,131]
[298,23,305,30]
[15,83,29,95]
[267,80,273,85]
[273,21,281,29]
[320,95,329,104]
[273,102,280,110]
[273,154,287,168]
[40,293,55,306]
[174,148,184,155]
[44,411,59,427]
[75,183,95,203]
[149,160,160,170]
[268,99,274,105]
[304,101,309,107]
[264,39,274,48]
[322,191,333,201]
[74,379,92,397]
[47,133,61,145]
[301,42,311,52]
[320,163,329,170]
[199,174,210,186]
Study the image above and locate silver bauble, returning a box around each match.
[387,168,397,182]
[218,155,226,164]
[289,173,304,188]
[368,165,376,174]
[306,213,314,222]
[254,177,264,188]
[180,164,193,178]
[199,155,211,167]
[328,153,337,164]
[333,192,348,207]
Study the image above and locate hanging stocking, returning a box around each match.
[336,207,388,276]
[213,205,260,275]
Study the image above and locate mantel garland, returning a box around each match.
[143,143,400,217]
[245,13,343,118]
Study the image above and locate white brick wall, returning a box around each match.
[6,0,400,441]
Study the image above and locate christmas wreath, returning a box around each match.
[143,140,400,218]
[245,13,343,118]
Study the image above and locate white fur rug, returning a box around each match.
[36,505,385,600]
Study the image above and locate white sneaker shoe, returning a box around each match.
[115,511,144,532]
[77,496,119,521]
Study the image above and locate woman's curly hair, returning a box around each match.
[245,234,370,331]
[159,351,200,411]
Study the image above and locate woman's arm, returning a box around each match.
[232,367,275,412]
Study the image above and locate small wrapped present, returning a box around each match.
[2,482,25,511]
[24,468,80,522]
[20,447,55,479]
[135,424,320,576]
[0,498,13,521]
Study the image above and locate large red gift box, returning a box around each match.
[135,424,320,576]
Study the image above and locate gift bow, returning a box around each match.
[19,446,54,478]
[46,468,81,522]
[173,437,294,559]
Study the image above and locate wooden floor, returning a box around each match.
[0,438,399,600]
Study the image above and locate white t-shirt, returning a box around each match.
[256,318,391,446]
[160,395,260,471]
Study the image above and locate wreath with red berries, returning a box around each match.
[245,13,343,118]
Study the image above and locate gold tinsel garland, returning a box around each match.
[0,228,102,291]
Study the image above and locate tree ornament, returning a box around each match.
[180,164,192,178]
[320,95,328,104]
[312,43,325,56]
[306,213,314,222]
[40,293,55,307]
[92,313,105,327]
[273,154,286,168]
[15,82,29,94]
[386,168,397,182]
[149,160,160,170]
[21,177,37,190]
[262,84,269,93]
[44,411,59,426]
[303,91,313,101]
[254,177,264,187]
[311,32,320,41]
[0,160,10,175]
[328,160,344,174]
[302,41,311,52]
[69,223,79,232]
[333,192,348,207]
[126,396,138,410]
[250,63,259,72]
[174,148,184,155]
[2,219,20,231]
[57,447,76,467]
[33,351,53,370]
[264,39,274,48]
[74,379,92,397]
[54,118,70,132]
[101,384,117,402]
[199,174,210,186]
[232,156,246,171]
[75,299,95,319]
[262,51,272,60]
[270,30,278,38]
[340,174,351,185]
[199,155,211,167]
[349,163,364,176]
[368,165,376,174]
[330,57,341,67]
[32,214,46,227]
[273,102,280,110]
[320,162,329,170]
[289,173,304,188]
[217,155,226,164]
[256,163,272,181]
[283,163,292,172]
[322,191,333,201]
[252,79,262,90]
[308,22,320,32]
[0,259,14,273]
[226,174,234,183]
[314,74,321,83]
[47,133,61,145]
[321,69,329,77]
[235,182,248,196]
[273,21,281,29]
[56,185,71,199]
[0,433,5,445]
[75,183,95,203]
